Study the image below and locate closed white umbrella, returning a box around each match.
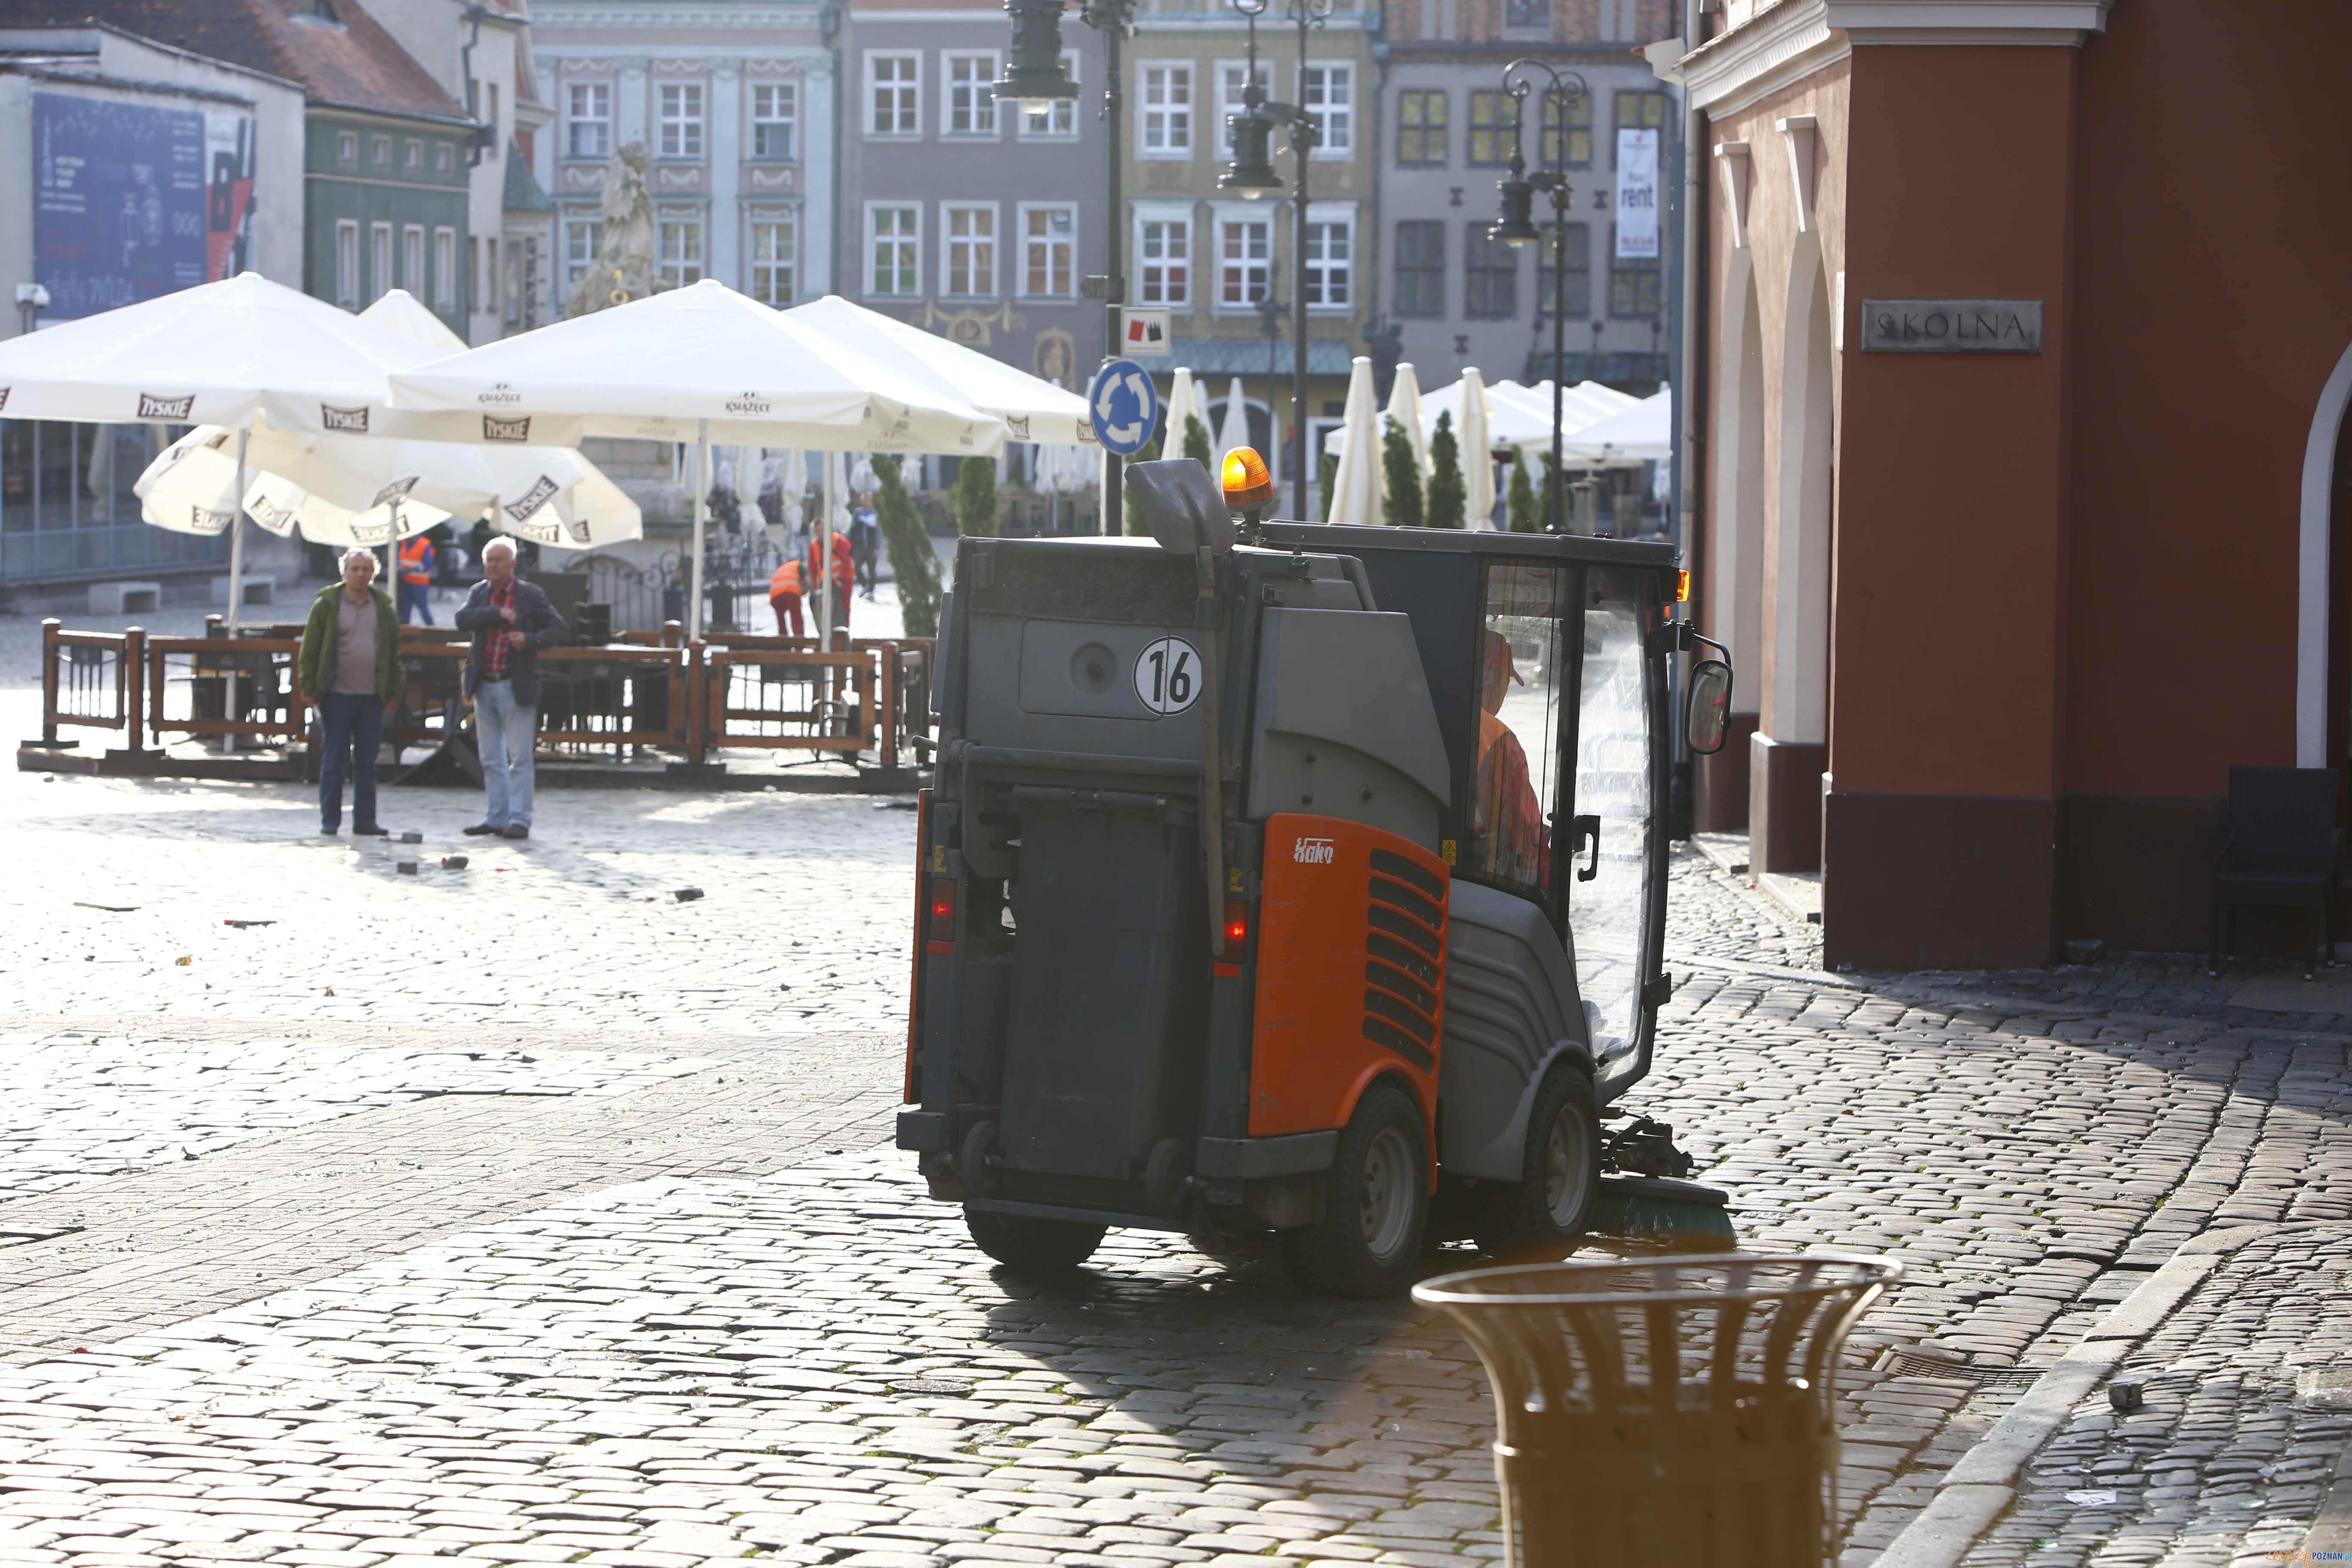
[1163,366,1200,459]
[780,296,1090,446]
[1326,357,1383,527]
[1215,377,1251,468]
[0,270,439,625]
[389,278,1002,637]
[1384,363,1432,485]
[359,289,469,357]
[1457,368,1498,530]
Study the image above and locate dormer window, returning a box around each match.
[297,0,336,21]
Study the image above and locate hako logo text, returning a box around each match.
[320,404,371,434]
[482,414,532,443]
[139,393,196,420]
[504,476,560,521]
[1292,836,1335,865]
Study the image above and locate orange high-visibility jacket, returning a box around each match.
[398,536,434,586]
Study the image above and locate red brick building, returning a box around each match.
[1676,0,2352,969]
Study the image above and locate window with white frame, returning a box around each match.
[749,212,796,304]
[335,220,358,306]
[1217,60,1268,151]
[1217,214,1269,307]
[943,204,997,296]
[658,83,705,158]
[1138,64,1191,156]
[370,222,392,300]
[1304,207,1352,307]
[336,130,356,162]
[404,139,422,169]
[1300,64,1351,154]
[946,55,998,136]
[371,135,390,166]
[1134,207,1190,305]
[869,54,919,136]
[868,205,919,295]
[434,228,456,309]
[564,217,603,291]
[657,212,704,287]
[435,141,453,172]
[1016,52,1080,138]
[567,83,611,158]
[403,225,424,292]
[1019,204,1075,297]
[751,83,796,158]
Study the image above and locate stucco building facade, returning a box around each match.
[528,0,834,313]
[1378,0,1675,395]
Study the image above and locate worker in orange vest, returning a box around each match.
[807,528,855,638]
[396,534,437,625]
[768,556,805,638]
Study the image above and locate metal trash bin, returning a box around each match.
[1413,1253,1902,1568]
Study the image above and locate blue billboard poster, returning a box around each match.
[33,92,256,321]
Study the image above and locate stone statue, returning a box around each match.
[563,140,659,318]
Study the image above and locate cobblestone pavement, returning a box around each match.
[5,644,2352,1564]
[1969,1223,2352,1568]
[0,1032,713,1205]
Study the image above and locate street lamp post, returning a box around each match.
[1488,58,1589,535]
[1217,0,1328,521]
[996,0,1139,533]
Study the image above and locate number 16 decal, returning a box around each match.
[1133,636,1201,715]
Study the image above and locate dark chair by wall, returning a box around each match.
[2211,766,2343,979]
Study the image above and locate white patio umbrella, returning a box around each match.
[1163,367,1200,459]
[1559,383,1673,465]
[135,434,452,550]
[1214,377,1252,468]
[0,271,440,625]
[389,279,1003,637]
[1456,368,1498,530]
[1384,363,1432,489]
[1325,357,1384,527]
[780,296,1090,446]
[359,289,469,356]
[135,418,644,551]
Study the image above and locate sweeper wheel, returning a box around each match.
[1279,1084,1430,1297]
[1470,1061,1600,1262]
[963,1209,1107,1270]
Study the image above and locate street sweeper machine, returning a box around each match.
[897,452,1737,1295]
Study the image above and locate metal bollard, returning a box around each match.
[1414,1253,1903,1568]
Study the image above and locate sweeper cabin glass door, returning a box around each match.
[1463,559,1666,1077]
[1569,569,1664,1067]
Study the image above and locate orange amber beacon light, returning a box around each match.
[1222,446,1275,509]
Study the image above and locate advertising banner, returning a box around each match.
[1614,127,1659,261]
[33,92,256,321]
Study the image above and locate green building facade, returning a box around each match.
[303,107,473,334]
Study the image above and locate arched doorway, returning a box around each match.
[1697,247,1767,832]
[1751,233,1834,874]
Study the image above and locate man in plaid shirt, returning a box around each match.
[454,538,567,840]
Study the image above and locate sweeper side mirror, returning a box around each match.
[1124,459,1235,555]
[1687,658,1733,755]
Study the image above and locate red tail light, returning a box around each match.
[927,878,957,949]
[1215,898,1254,976]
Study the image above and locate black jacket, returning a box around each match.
[454,576,567,707]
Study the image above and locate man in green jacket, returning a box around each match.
[297,548,407,837]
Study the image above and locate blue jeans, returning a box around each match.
[475,679,536,830]
[318,690,385,831]
[397,582,434,625]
